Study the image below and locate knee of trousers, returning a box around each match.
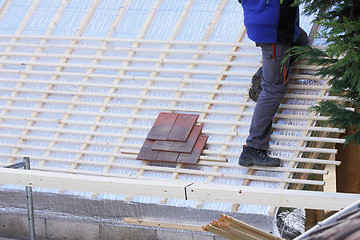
[260,80,288,98]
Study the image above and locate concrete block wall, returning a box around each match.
[0,214,227,240]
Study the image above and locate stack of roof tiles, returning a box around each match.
[137,112,208,164]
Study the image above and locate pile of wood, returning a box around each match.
[203,214,284,240]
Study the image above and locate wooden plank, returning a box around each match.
[324,163,337,193]
[0,59,263,77]
[0,33,258,47]
[336,125,360,194]
[0,152,331,175]
[123,218,203,232]
[39,0,103,183]
[0,51,262,67]
[0,168,188,199]
[267,34,331,214]
[0,168,358,210]
[203,224,241,240]
[0,68,331,86]
[0,158,326,186]
[0,97,344,124]
[1,0,71,170]
[211,225,270,240]
[103,0,165,202]
[198,23,249,211]
[0,77,332,97]
[186,182,359,210]
[0,105,344,133]
[0,0,42,111]
[99,0,163,177]
[128,0,197,204]
[156,0,237,206]
[0,0,346,212]
[0,165,326,189]
[60,0,129,180]
[0,124,340,155]
[0,0,12,22]
[0,41,259,58]
[0,83,343,111]
[34,0,102,170]
[221,215,282,240]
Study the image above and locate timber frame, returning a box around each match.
[0,0,359,216]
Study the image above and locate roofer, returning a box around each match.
[237,0,309,167]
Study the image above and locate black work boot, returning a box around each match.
[249,67,262,102]
[238,145,281,167]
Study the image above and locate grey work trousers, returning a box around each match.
[246,29,309,150]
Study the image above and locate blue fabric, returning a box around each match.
[241,0,300,43]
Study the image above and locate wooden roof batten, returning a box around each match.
[0,0,358,214]
[0,167,358,211]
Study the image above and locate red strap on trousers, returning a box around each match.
[273,43,287,84]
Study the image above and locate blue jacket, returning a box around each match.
[240,0,300,43]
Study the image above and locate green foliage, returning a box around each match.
[311,102,360,144]
[293,1,360,144]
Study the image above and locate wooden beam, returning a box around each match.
[203,215,284,240]
[336,124,360,194]
[0,162,326,186]
[0,33,257,47]
[186,181,359,210]
[123,218,203,232]
[0,68,331,86]
[0,168,358,210]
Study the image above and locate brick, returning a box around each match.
[166,114,198,142]
[172,124,203,153]
[146,112,179,140]
[0,214,46,240]
[156,229,193,240]
[137,139,159,161]
[156,151,179,163]
[46,219,100,240]
[193,232,216,240]
[177,135,208,164]
[100,225,156,240]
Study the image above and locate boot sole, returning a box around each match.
[239,158,280,167]
[238,159,254,166]
[253,160,280,167]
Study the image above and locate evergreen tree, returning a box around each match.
[292,0,360,144]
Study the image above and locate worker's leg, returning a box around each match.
[249,28,309,102]
[246,42,291,150]
[239,42,291,167]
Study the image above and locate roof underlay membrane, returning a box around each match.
[0,0,355,228]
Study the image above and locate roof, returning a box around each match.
[0,0,357,217]
[297,200,360,240]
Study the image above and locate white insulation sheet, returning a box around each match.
[0,0,338,216]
